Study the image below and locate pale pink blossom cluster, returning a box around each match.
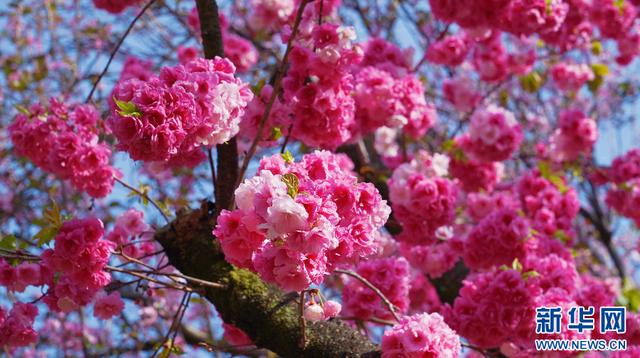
[359,38,413,77]
[549,108,598,162]
[92,0,141,14]
[214,151,390,291]
[460,104,523,163]
[41,217,114,312]
[463,208,530,270]
[93,292,125,319]
[551,62,595,92]
[109,57,252,165]
[466,191,518,222]
[472,34,509,83]
[117,56,154,83]
[238,84,292,147]
[448,153,502,193]
[187,9,258,73]
[0,303,38,348]
[9,98,118,198]
[106,209,155,259]
[352,66,437,138]
[283,23,361,149]
[341,257,410,320]
[399,239,462,279]
[381,312,461,357]
[442,76,481,112]
[517,169,580,237]
[426,33,470,67]
[246,0,295,32]
[388,151,457,244]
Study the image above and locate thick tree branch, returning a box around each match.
[195,0,238,215]
[154,202,380,357]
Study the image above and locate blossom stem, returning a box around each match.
[113,176,170,224]
[85,0,157,103]
[335,268,402,322]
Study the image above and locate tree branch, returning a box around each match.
[194,0,238,215]
[154,202,380,357]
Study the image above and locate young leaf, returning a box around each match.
[281,173,299,198]
[113,97,142,118]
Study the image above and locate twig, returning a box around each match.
[335,269,401,322]
[85,0,157,103]
[235,0,310,191]
[207,147,217,193]
[114,176,170,223]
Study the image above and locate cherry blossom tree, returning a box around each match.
[2,0,640,356]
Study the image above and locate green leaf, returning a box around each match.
[271,126,283,141]
[522,270,540,281]
[281,173,299,198]
[441,139,456,152]
[519,71,544,93]
[622,285,640,311]
[615,0,626,12]
[113,97,142,118]
[591,40,603,56]
[553,230,570,243]
[538,161,569,194]
[511,258,523,272]
[0,235,16,250]
[281,150,295,164]
[591,63,609,77]
[538,161,552,179]
[35,226,59,246]
[34,199,64,246]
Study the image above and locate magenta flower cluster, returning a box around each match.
[214,151,390,292]
[109,57,253,165]
[9,98,118,198]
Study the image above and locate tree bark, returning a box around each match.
[195,0,238,215]
[154,202,380,357]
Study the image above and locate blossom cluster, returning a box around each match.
[549,108,598,162]
[459,104,523,163]
[283,23,362,149]
[551,62,595,92]
[0,303,38,348]
[92,0,141,14]
[388,151,457,244]
[9,98,118,198]
[463,208,530,270]
[444,269,535,348]
[381,312,461,357]
[342,257,410,320]
[214,151,390,291]
[106,209,155,259]
[606,149,640,226]
[517,169,580,237]
[109,57,252,165]
[352,65,437,139]
[41,217,114,312]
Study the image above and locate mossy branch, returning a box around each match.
[154,202,380,357]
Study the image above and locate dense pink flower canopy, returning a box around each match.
[3,0,640,356]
